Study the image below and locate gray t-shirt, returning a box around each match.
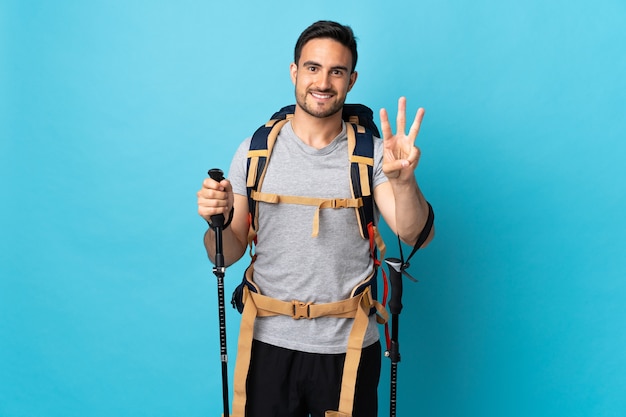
[229,120,388,354]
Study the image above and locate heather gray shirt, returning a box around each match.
[229,121,388,354]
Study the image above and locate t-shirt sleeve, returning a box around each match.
[373,136,388,189]
[227,137,252,196]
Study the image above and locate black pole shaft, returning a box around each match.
[216,272,229,416]
[390,362,398,417]
[390,314,400,417]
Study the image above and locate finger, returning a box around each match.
[197,184,228,202]
[198,194,229,216]
[197,194,222,208]
[405,145,421,166]
[202,178,218,190]
[202,177,228,191]
[385,144,420,167]
[396,97,407,136]
[382,159,407,177]
[379,108,393,140]
[198,204,228,220]
[408,107,425,142]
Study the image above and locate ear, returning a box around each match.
[290,62,298,85]
[347,71,358,92]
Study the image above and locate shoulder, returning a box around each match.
[232,136,253,159]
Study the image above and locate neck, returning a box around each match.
[291,107,344,149]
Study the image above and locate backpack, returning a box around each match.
[231,103,387,313]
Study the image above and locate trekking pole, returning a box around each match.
[208,168,230,417]
[384,257,405,417]
[384,201,434,417]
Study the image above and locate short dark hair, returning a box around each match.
[294,20,358,73]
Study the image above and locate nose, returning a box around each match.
[316,72,331,90]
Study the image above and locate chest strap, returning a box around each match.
[250,190,363,237]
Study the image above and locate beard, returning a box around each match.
[295,88,346,119]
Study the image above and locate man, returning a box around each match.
[197,20,434,417]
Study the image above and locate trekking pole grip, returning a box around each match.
[208,169,226,228]
[385,258,403,315]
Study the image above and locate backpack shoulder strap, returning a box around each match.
[343,104,378,240]
[246,107,294,234]
[347,122,375,240]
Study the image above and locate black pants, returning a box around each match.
[245,340,381,417]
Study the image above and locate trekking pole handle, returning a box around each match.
[385,258,403,315]
[208,168,225,228]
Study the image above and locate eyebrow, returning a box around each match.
[301,60,349,72]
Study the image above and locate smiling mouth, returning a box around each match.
[310,91,334,100]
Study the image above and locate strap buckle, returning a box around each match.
[292,301,312,319]
[331,198,348,208]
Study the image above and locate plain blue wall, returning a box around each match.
[2,1,625,416]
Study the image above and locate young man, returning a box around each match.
[197,20,434,417]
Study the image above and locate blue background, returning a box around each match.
[2,1,625,416]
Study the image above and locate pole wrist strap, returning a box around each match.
[207,206,235,230]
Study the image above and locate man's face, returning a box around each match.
[290,38,358,119]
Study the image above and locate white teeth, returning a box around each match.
[312,92,332,99]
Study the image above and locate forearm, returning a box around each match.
[203,226,247,267]
[390,177,434,247]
